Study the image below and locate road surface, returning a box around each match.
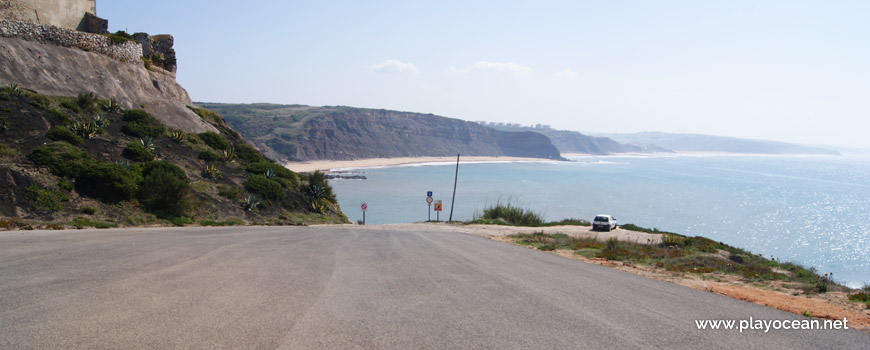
[0,226,866,349]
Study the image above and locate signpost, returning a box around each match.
[426,191,433,221]
[361,203,367,225]
[434,200,442,221]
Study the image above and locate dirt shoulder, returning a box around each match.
[359,222,870,330]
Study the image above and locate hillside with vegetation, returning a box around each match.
[0,86,347,229]
[197,103,565,162]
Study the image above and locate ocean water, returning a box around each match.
[330,155,870,288]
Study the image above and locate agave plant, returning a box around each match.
[203,163,222,180]
[244,195,260,212]
[93,113,109,128]
[139,136,155,151]
[220,146,237,163]
[264,168,277,180]
[102,98,121,113]
[170,130,186,143]
[116,160,132,171]
[70,120,98,139]
[5,83,23,95]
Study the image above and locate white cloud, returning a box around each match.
[368,59,420,74]
[451,61,533,75]
[556,68,578,79]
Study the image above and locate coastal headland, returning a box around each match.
[285,156,557,173]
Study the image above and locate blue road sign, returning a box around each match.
[427,191,433,197]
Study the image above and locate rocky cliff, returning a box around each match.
[0,36,215,133]
[198,103,565,162]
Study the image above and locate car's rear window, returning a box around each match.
[594,216,608,221]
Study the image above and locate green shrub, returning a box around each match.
[244,174,284,200]
[121,109,165,137]
[45,126,82,144]
[275,176,299,190]
[246,162,297,179]
[306,170,335,202]
[28,142,92,177]
[217,185,244,200]
[81,206,96,215]
[58,179,74,191]
[71,217,116,229]
[0,144,19,158]
[171,216,193,226]
[235,143,264,163]
[199,131,229,150]
[75,92,99,112]
[141,57,153,71]
[60,100,81,113]
[103,30,134,44]
[849,291,870,306]
[26,92,51,110]
[199,218,244,226]
[75,161,138,202]
[198,150,219,162]
[122,142,154,162]
[138,162,191,218]
[47,108,71,125]
[479,200,542,226]
[26,185,69,211]
[141,160,187,181]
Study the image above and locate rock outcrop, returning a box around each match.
[0,36,216,133]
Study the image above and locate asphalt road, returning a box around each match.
[0,226,866,349]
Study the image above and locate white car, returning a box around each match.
[592,215,618,231]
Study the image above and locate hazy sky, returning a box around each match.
[99,1,869,148]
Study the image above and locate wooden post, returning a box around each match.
[449,154,459,222]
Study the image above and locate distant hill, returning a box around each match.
[599,132,840,155]
[197,103,564,162]
[483,124,669,155]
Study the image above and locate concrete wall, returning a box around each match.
[0,0,96,31]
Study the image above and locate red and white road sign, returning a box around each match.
[361,203,368,211]
[426,197,434,204]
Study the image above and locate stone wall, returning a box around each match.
[0,19,141,63]
[0,0,97,32]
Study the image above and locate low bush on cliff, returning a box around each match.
[28,142,92,177]
[246,162,297,181]
[26,184,69,211]
[122,142,154,162]
[75,161,138,203]
[45,126,82,144]
[0,144,19,158]
[235,143,265,163]
[103,30,135,44]
[137,161,192,218]
[197,150,219,162]
[199,131,229,150]
[244,175,284,200]
[122,109,165,137]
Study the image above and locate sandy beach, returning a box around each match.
[284,156,556,173]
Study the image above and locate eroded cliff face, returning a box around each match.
[0,37,216,133]
[201,103,564,162]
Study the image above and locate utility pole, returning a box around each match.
[448,154,459,222]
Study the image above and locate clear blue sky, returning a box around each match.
[100,1,869,148]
